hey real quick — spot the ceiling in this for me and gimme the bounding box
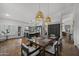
[0,3,74,24]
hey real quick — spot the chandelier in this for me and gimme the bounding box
[35,10,44,21]
[45,16,51,22]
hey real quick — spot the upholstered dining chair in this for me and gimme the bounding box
[45,41,58,56]
[21,43,40,56]
[58,37,62,52]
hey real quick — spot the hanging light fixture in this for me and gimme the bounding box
[46,16,51,22]
[35,11,44,21]
[35,4,44,21]
[45,4,51,24]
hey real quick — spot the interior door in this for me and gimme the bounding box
[18,26,21,36]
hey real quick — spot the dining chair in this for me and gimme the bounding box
[58,37,62,52]
[45,41,58,56]
[21,43,40,56]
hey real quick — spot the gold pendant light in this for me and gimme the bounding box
[45,16,51,22]
[45,16,51,25]
[35,3,44,21]
[35,10,44,21]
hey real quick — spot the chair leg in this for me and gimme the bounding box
[60,43,62,52]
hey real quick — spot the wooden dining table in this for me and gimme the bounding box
[26,38,52,56]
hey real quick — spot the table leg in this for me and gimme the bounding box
[42,47,45,56]
[43,48,45,56]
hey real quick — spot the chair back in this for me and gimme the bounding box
[21,43,29,56]
[58,38,62,52]
[21,43,40,56]
[53,41,58,55]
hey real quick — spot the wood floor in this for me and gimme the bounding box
[0,37,79,56]
[61,36,79,56]
[0,39,21,56]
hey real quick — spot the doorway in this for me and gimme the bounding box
[18,26,21,36]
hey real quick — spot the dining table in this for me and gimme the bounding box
[26,37,52,56]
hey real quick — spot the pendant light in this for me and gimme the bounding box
[45,4,51,24]
[35,3,44,21]
[46,16,51,22]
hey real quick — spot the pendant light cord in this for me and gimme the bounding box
[39,3,40,10]
[48,3,50,16]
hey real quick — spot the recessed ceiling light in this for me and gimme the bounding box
[5,13,10,16]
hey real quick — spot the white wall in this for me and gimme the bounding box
[62,13,73,34]
[73,4,79,48]
[0,17,28,37]
[0,18,29,26]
